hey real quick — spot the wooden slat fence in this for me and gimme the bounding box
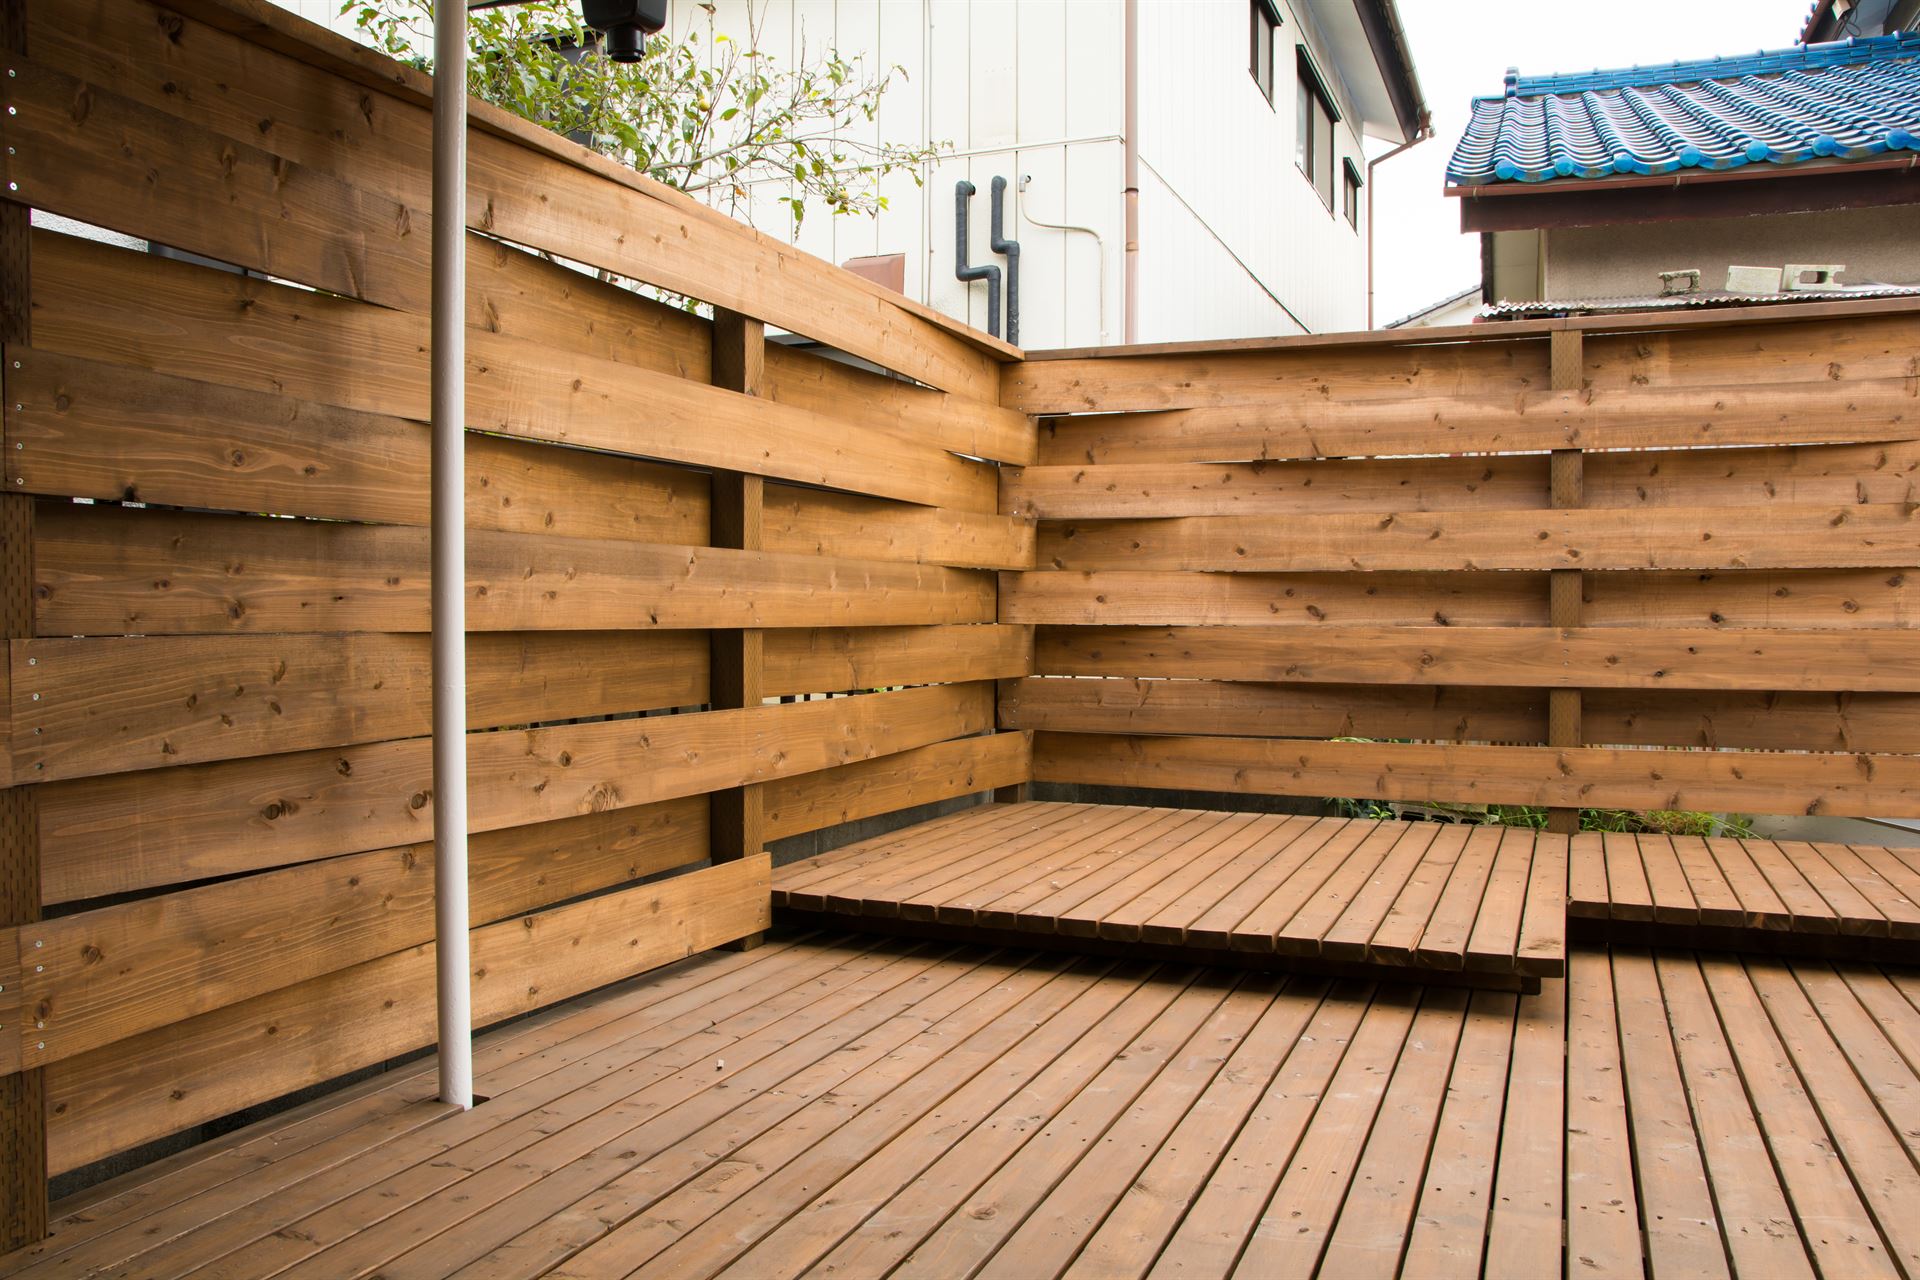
[9,0,1920,1248]
[0,0,1035,1217]
[999,310,1920,824]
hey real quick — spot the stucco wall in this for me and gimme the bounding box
[1544,203,1920,299]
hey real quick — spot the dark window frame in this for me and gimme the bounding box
[1295,47,1340,211]
[1249,0,1281,105]
[1342,157,1363,228]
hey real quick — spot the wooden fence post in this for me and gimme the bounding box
[0,0,48,1245]
[709,309,765,949]
[1546,328,1585,837]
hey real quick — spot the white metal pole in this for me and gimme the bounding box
[431,0,474,1111]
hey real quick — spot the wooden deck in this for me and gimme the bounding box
[1569,829,1920,955]
[4,931,1917,1279]
[773,802,1567,985]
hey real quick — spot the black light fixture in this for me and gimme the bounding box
[578,0,668,61]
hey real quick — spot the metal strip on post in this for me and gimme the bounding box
[1546,328,1585,838]
[432,0,474,1111]
[1,0,49,1246]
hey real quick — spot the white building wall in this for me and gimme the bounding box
[268,0,1372,346]
[1134,162,1307,340]
[1134,0,1368,339]
[674,0,1125,350]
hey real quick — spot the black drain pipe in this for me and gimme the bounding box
[954,180,1002,339]
[989,175,1021,346]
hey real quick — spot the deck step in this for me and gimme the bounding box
[1567,829,1920,959]
[772,802,1568,989]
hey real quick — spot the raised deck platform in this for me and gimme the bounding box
[6,933,1917,1279]
[773,802,1567,987]
[1569,829,1920,958]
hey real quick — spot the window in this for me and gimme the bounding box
[1342,158,1362,228]
[1295,47,1338,210]
[1249,0,1280,104]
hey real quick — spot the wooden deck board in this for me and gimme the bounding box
[774,804,1566,984]
[5,937,1916,1280]
[1567,829,1920,956]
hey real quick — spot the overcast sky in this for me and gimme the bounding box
[1368,0,1815,323]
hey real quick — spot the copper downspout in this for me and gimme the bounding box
[1123,0,1139,344]
[1366,116,1430,328]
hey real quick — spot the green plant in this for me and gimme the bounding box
[345,0,943,231]
[1578,808,1755,838]
[1317,737,1754,837]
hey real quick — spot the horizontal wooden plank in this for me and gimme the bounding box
[1009,319,1920,416]
[469,329,994,512]
[11,631,709,782]
[763,732,1033,841]
[766,485,1035,572]
[1583,311,1920,393]
[464,231,706,382]
[1031,731,1920,818]
[0,54,425,310]
[1001,443,1920,520]
[466,235,1031,462]
[762,346,1034,468]
[1031,625,1920,692]
[1038,505,1920,573]
[38,682,991,902]
[13,796,706,1067]
[1584,441,1920,509]
[762,625,1033,697]
[5,348,710,544]
[1584,689,1920,755]
[999,677,1920,754]
[29,233,996,511]
[29,0,1008,396]
[1003,456,1550,520]
[1001,569,1550,627]
[34,505,994,636]
[43,854,768,1174]
[999,677,1549,744]
[1002,333,1544,415]
[1035,380,1920,466]
[1000,568,1920,629]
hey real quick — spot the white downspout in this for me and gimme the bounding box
[432,0,474,1112]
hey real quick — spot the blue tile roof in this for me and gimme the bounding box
[1447,33,1920,186]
